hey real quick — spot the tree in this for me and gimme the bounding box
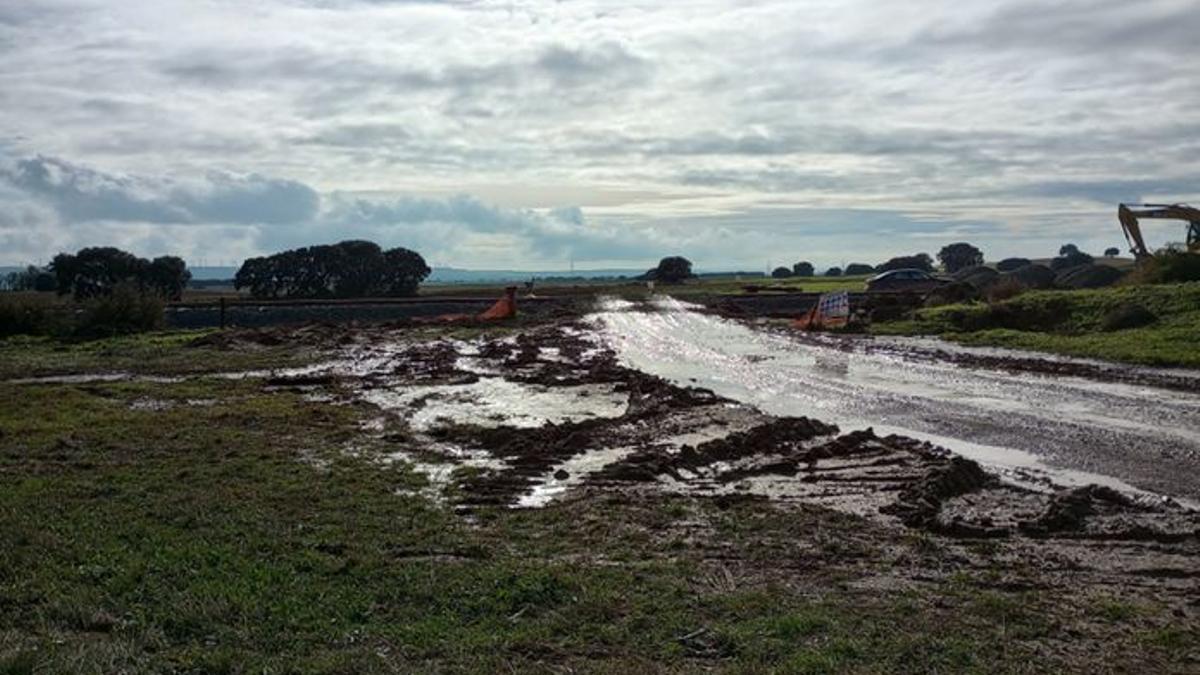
[844,263,875,276]
[825,267,843,277]
[146,256,192,300]
[1104,247,1120,257]
[997,257,1031,272]
[792,261,814,277]
[2,266,56,292]
[234,241,430,299]
[652,256,693,284]
[1059,243,1081,257]
[937,242,984,273]
[49,248,193,300]
[877,253,934,273]
[382,246,431,296]
[771,266,793,279]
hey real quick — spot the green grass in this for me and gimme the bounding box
[0,330,319,379]
[874,283,1200,367]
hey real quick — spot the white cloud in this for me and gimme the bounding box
[0,0,1197,268]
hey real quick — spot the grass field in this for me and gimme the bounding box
[873,283,1200,367]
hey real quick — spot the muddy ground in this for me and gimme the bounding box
[241,316,1200,620]
[7,299,1200,671]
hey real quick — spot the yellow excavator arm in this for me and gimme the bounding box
[1117,203,1200,258]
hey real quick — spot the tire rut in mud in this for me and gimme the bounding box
[279,320,1198,584]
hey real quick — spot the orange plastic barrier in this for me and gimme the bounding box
[479,286,518,320]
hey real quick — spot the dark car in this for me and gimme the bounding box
[865,268,950,293]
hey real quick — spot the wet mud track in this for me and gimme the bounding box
[229,310,1199,597]
[600,297,1200,504]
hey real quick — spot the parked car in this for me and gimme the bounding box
[865,268,950,293]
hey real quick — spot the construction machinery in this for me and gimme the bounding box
[1117,203,1200,258]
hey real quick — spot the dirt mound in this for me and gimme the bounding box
[1018,485,1136,536]
[881,455,994,530]
[923,281,979,307]
[1054,264,1125,289]
[952,265,998,288]
[1006,263,1057,290]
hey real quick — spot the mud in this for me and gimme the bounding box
[789,330,1200,394]
[248,316,1193,566]
[595,296,1200,504]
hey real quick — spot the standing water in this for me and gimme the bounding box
[592,297,1200,503]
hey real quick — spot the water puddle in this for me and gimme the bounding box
[361,379,628,431]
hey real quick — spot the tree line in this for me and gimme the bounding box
[4,240,431,301]
[2,248,193,300]
[233,241,430,298]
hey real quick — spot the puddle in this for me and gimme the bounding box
[361,379,628,431]
[516,445,640,508]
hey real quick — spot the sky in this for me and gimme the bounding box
[1,0,1198,271]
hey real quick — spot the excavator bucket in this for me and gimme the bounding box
[479,286,518,320]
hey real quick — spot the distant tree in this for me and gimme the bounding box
[1051,251,1094,271]
[937,242,984,274]
[3,265,56,292]
[877,253,934,273]
[824,267,843,277]
[52,248,141,299]
[844,263,875,276]
[652,256,693,284]
[996,257,1031,272]
[234,241,430,299]
[1059,243,1081,257]
[382,246,431,296]
[1104,247,1120,257]
[792,261,815,277]
[771,266,793,279]
[146,256,192,300]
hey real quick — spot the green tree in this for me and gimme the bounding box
[651,256,693,284]
[792,262,814,277]
[771,266,793,279]
[937,242,984,273]
[234,241,430,299]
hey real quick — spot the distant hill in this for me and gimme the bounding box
[426,267,647,284]
[190,266,239,280]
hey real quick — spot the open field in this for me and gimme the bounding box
[3,298,1199,673]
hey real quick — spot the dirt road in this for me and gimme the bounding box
[594,296,1200,504]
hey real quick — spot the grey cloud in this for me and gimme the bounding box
[159,41,648,96]
[2,156,320,225]
[913,0,1200,58]
[1006,177,1200,204]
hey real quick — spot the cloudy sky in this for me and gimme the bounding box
[1,0,1197,270]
